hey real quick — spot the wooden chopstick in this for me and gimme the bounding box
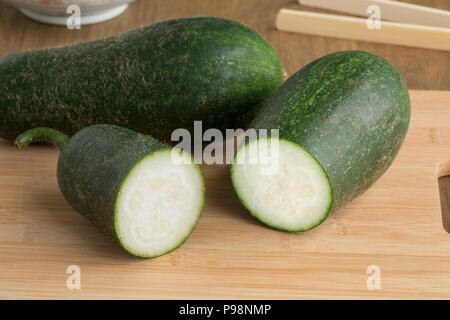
[298,0,450,28]
[276,9,450,51]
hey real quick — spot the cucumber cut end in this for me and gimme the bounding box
[231,138,332,232]
[115,149,204,258]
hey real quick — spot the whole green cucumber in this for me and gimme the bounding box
[0,17,284,142]
[15,125,205,258]
[231,51,410,232]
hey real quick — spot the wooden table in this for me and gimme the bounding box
[0,90,450,299]
[0,0,449,90]
[1,1,450,300]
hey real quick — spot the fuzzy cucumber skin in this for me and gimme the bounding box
[57,124,205,258]
[248,51,410,214]
[0,17,284,142]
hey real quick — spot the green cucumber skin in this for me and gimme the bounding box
[57,125,171,253]
[249,51,410,213]
[0,17,284,142]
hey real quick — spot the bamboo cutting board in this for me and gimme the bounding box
[0,90,449,299]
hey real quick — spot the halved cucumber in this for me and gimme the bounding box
[231,138,332,232]
[115,149,204,257]
[15,125,205,258]
[231,51,410,232]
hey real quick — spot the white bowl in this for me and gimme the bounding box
[2,0,135,25]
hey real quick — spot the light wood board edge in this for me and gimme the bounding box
[276,9,450,51]
[298,0,450,28]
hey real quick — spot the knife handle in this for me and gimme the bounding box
[437,161,450,233]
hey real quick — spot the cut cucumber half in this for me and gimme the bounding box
[231,52,410,232]
[116,149,204,258]
[231,138,333,232]
[15,125,205,258]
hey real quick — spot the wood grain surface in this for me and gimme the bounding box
[0,0,449,90]
[0,90,450,299]
[0,0,450,300]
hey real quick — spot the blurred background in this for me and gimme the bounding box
[0,0,449,90]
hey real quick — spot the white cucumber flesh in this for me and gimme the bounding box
[231,138,332,232]
[115,149,204,258]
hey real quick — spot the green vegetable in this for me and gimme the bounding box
[231,51,410,232]
[0,16,284,142]
[15,125,205,258]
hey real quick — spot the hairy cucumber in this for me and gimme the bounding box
[15,125,205,258]
[0,17,284,142]
[231,51,410,232]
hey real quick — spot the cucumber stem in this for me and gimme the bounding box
[14,128,69,151]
